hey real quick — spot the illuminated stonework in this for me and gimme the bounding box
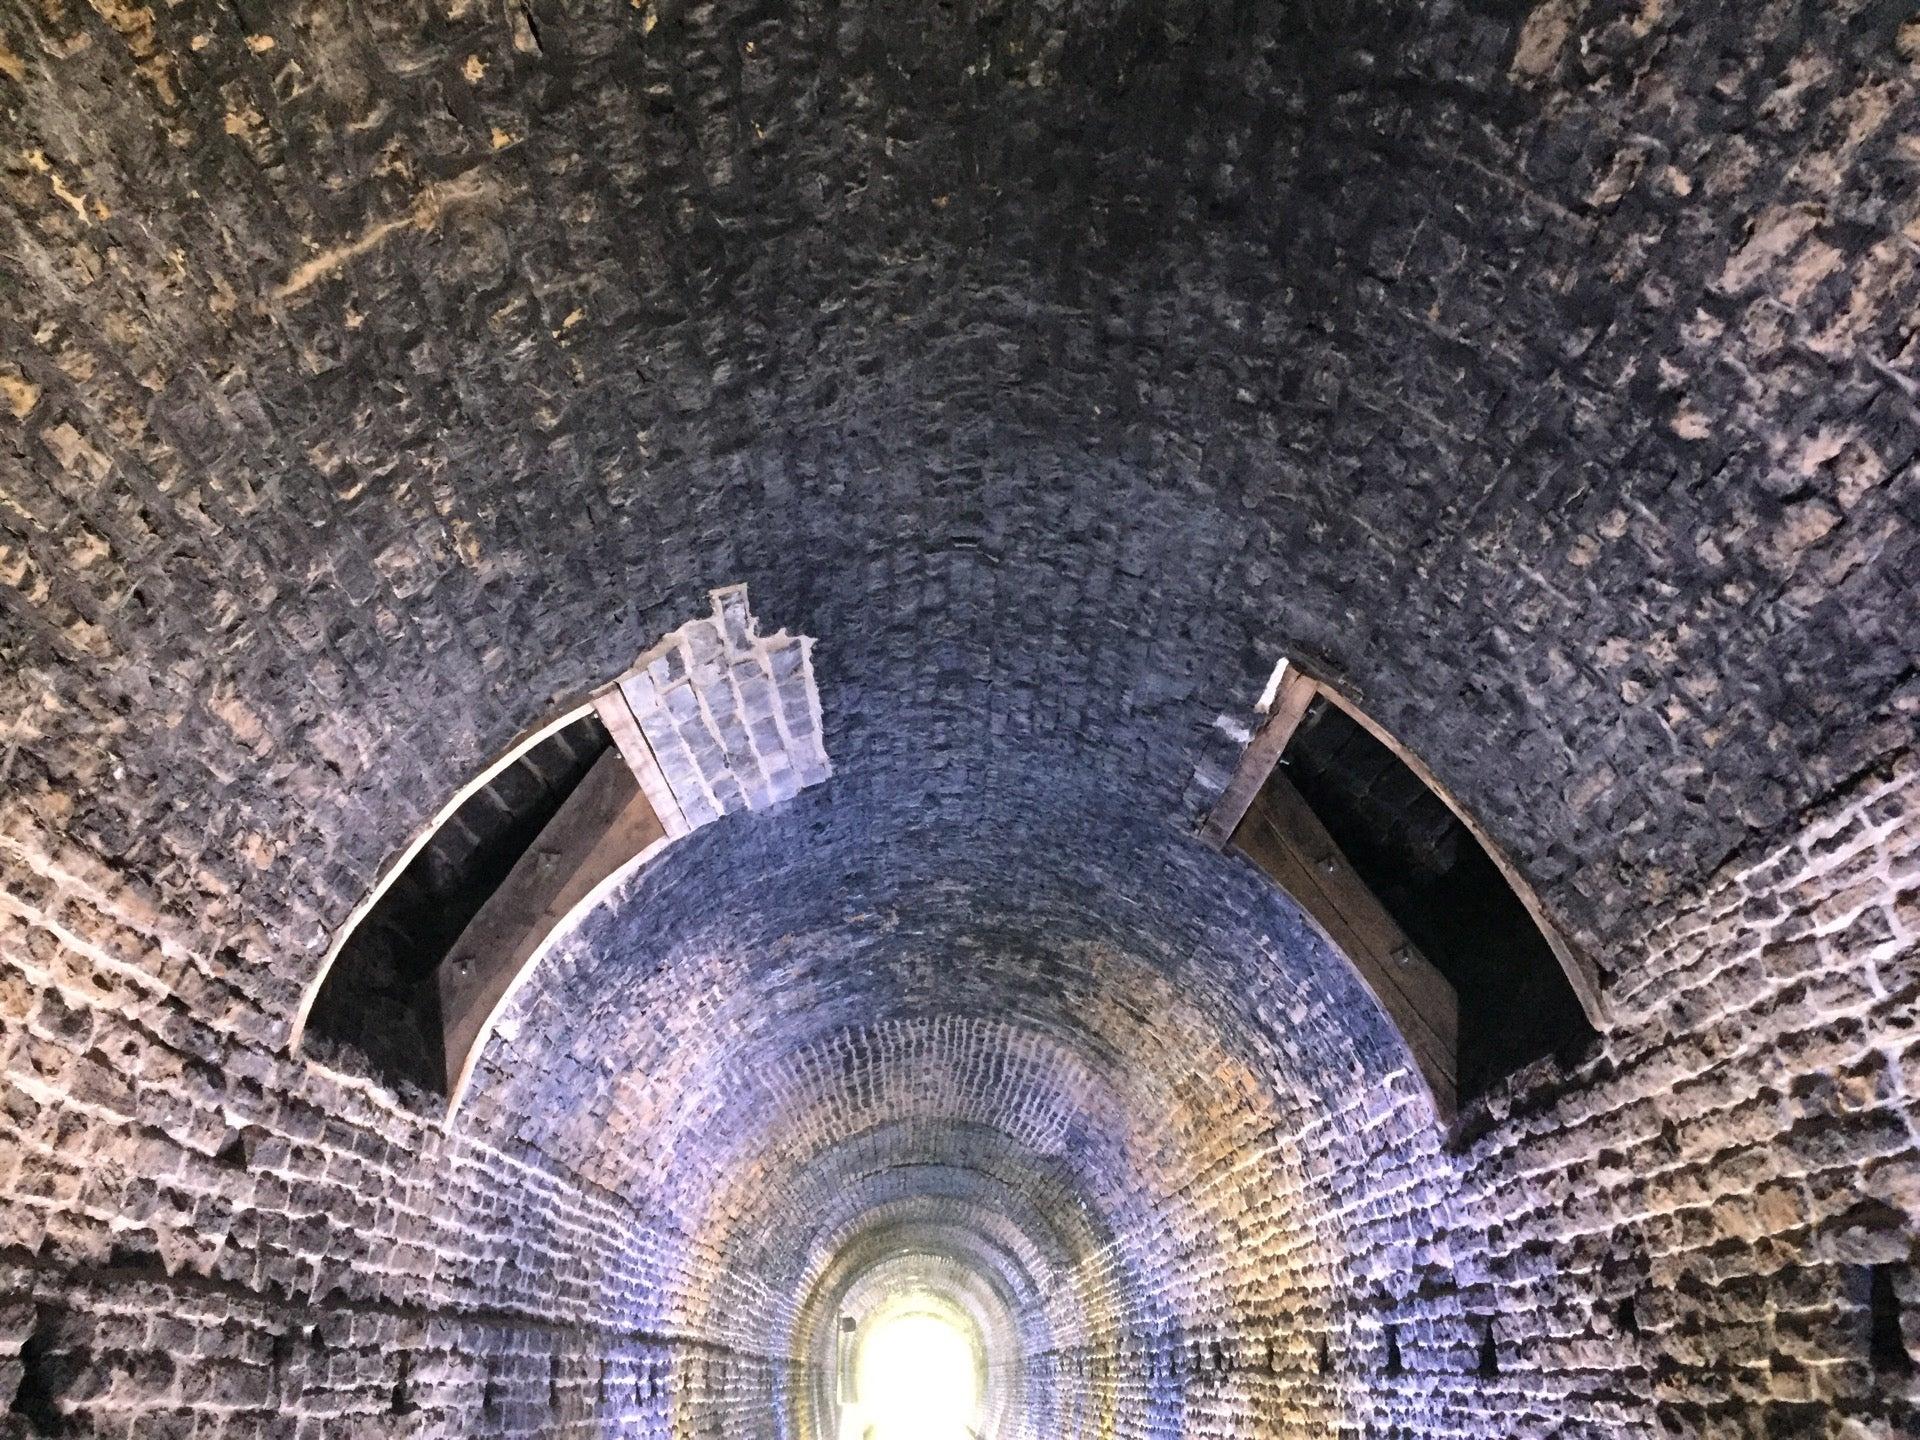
[0,0,1916,1436]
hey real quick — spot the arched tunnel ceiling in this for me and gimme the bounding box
[6,0,1912,977]
[2,0,1917,1427]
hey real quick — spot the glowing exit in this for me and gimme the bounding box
[841,1306,983,1440]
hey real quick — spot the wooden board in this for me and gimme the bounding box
[1309,686,1609,1030]
[1199,667,1320,848]
[289,703,597,1056]
[592,687,690,838]
[1234,779,1458,1120]
[438,746,668,1100]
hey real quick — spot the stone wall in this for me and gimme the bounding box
[0,810,787,1437]
[1038,744,1920,1439]
[614,585,830,829]
[0,0,1915,1436]
[5,737,1911,1436]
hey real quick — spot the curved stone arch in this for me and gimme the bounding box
[1204,659,1610,1121]
[291,586,829,1112]
[463,809,1403,1205]
[285,695,597,1058]
[2,2,1914,1438]
[767,1182,1084,1319]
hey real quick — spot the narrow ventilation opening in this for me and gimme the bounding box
[481,1363,502,1422]
[12,1311,69,1436]
[1476,1321,1499,1379]
[1614,1296,1640,1337]
[1279,696,1597,1104]
[1869,1265,1912,1375]
[391,1353,418,1416]
[268,1330,296,1401]
[303,712,613,1094]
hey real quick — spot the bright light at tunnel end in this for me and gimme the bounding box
[844,1307,983,1440]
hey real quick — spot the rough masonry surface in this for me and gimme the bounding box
[0,0,1915,1436]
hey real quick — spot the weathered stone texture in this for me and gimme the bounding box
[0,812,788,1434]
[617,585,830,828]
[0,0,1916,1434]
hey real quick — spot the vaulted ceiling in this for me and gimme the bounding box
[1,0,1915,1433]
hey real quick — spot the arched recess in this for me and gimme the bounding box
[797,1234,1031,1440]
[290,586,832,1114]
[1202,659,1606,1123]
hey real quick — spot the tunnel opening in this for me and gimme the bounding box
[793,1227,1032,1440]
[2,1,1914,1437]
[847,1304,983,1440]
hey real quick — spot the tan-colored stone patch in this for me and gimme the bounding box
[42,422,111,480]
[1670,407,1711,440]
[1716,204,1823,295]
[1763,497,1842,570]
[1510,0,1575,81]
[273,169,502,301]
[1808,236,1913,360]
[208,688,271,752]
[1778,238,1842,305]
[1586,148,1645,211]
[24,150,90,222]
[1790,431,1849,478]
[65,618,110,656]
[86,0,177,105]
[0,368,40,419]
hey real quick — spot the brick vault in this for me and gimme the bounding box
[0,0,1916,1437]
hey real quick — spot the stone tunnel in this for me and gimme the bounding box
[0,0,1917,1436]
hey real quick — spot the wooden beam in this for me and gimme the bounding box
[1234,779,1458,1121]
[593,686,690,838]
[1200,666,1320,849]
[289,703,596,1056]
[1309,685,1609,1031]
[438,747,668,1105]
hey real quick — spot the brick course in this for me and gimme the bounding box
[0,0,1916,1435]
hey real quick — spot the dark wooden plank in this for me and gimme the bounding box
[1252,779,1458,1041]
[1200,667,1320,849]
[1234,782,1458,1119]
[439,747,668,1102]
[1243,814,1456,1085]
